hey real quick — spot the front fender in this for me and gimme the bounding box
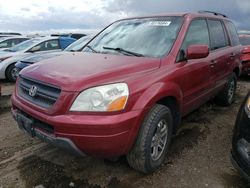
[132,81,183,112]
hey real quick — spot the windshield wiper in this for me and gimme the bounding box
[86,45,98,53]
[103,46,144,57]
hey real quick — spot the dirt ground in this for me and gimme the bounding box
[0,78,250,188]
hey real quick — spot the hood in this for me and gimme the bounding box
[20,51,67,64]
[0,51,19,58]
[21,52,160,91]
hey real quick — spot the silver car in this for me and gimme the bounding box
[0,36,29,50]
[0,37,64,82]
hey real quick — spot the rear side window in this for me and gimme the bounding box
[34,39,60,51]
[208,20,229,50]
[225,21,240,46]
[178,19,209,61]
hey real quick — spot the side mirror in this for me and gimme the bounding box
[242,47,250,54]
[29,46,41,53]
[186,45,209,60]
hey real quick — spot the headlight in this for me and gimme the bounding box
[245,95,250,117]
[70,83,129,112]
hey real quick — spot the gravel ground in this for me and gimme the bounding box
[0,78,250,188]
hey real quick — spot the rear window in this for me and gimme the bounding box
[208,20,229,50]
[225,21,240,46]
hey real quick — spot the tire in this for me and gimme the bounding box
[214,73,237,106]
[5,64,17,82]
[127,104,173,174]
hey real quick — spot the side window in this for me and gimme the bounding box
[208,20,229,50]
[12,39,21,45]
[33,39,60,51]
[225,21,240,46]
[178,19,210,61]
[0,40,9,48]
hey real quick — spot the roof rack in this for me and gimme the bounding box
[198,11,227,18]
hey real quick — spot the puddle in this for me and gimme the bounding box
[18,155,137,188]
[18,155,101,188]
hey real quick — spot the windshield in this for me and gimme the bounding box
[8,38,41,52]
[65,35,92,51]
[239,36,250,46]
[82,16,183,58]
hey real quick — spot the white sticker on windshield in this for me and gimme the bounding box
[148,21,171,26]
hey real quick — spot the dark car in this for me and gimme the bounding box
[231,92,250,181]
[51,33,87,40]
[14,35,93,77]
[12,11,241,173]
[239,34,250,75]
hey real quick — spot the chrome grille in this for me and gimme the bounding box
[18,76,61,108]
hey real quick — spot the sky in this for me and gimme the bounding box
[0,0,250,34]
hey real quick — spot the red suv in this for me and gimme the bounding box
[239,34,250,75]
[11,11,241,173]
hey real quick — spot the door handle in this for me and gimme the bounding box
[210,60,217,68]
[229,53,236,58]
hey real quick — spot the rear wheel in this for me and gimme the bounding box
[127,104,173,173]
[214,73,237,106]
[6,64,17,82]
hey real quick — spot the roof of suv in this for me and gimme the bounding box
[116,11,230,22]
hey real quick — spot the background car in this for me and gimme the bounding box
[14,35,93,80]
[231,91,250,181]
[51,33,87,40]
[239,34,250,75]
[0,32,22,38]
[0,36,29,50]
[0,36,76,82]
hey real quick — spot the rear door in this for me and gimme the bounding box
[176,19,213,113]
[224,20,241,75]
[207,19,231,87]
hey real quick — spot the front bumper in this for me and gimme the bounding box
[11,93,144,158]
[12,109,86,156]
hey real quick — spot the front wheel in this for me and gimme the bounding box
[127,104,173,174]
[6,64,18,82]
[214,73,237,106]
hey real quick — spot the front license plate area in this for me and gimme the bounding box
[16,113,35,137]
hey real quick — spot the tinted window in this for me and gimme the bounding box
[65,35,92,52]
[208,20,228,50]
[0,40,9,48]
[34,39,60,51]
[178,19,209,61]
[83,16,183,58]
[225,21,240,46]
[10,38,41,52]
[181,19,210,51]
[0,38,26,48]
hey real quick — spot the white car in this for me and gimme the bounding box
[0,37,65,82]
[0,36,29,51]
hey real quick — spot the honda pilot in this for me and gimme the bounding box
[11,11,241,173]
